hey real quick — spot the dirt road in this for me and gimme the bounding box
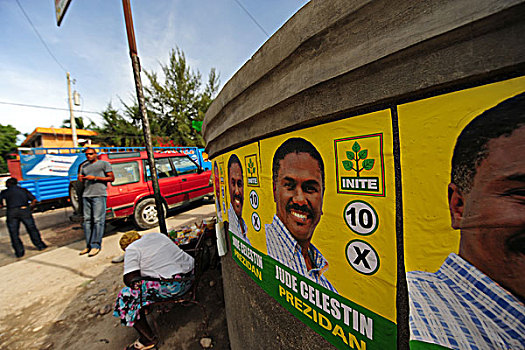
[0,203,230,350]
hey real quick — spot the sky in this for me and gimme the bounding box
[0,0,309,143]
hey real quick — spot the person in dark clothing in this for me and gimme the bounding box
[0,178,47,258]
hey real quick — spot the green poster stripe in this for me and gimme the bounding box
[231,234,265,285]
[229,232,397,349]
[410,340,451,349]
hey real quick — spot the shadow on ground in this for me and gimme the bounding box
[49,268,228,349]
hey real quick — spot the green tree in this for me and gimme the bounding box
[95,48,219,147]
[92,103,145,147]
[61,116,96,130]
[0,124,20,173]
[144,48,219,147]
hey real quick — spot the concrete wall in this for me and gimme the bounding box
[221,242,333,349]
[203,0,525,348]
[204,0,525,157]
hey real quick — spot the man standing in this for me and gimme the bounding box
[408,92,525,349]
[266,138,336,292]
[78,148,114,257]
[227,154,250,244]
[0,178,47,258]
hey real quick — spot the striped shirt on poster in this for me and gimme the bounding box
[265,215,337,293]
[407,253,525,349]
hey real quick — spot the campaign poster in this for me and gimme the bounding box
[398,76,525,349]
[212,155,226,223]
[221,110,398,349]
[213,75,525,349]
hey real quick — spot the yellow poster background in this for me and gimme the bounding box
[212,155,226,223]
[399,76,525,272]
[222,109,397,322]
[211,75,525,344]
[223,143,267,250]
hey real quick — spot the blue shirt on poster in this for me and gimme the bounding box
[408,253,525,349]
[228,205,250,244]
[265,215,337,293]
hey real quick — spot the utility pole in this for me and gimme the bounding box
[122,0,167,234]
[67,72,78,147]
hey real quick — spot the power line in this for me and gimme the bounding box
[0,101,99,115]
[15,0,68,73]
[232,0,269,38]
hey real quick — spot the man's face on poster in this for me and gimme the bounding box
[213,163,220,200]
[450,125,525,298]
[273,152,324,246]
[228,163,244,219]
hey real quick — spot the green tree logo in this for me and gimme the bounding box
[247,158,256,177]
[342,141,375,177]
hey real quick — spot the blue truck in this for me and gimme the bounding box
[11,146,211,210]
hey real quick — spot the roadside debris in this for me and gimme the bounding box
[200,337,213,348]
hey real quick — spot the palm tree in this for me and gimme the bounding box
[61,116,96,130]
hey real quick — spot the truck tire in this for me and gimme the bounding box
[133,198,167,230]
[69,181,84,215]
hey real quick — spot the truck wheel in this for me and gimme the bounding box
[133,198,167,230]
[69,181,84,215]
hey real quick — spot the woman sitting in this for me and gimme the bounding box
[113,231,194,350]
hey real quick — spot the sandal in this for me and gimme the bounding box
[125,339,157,350]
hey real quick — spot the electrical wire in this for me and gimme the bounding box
[0,101,99,114]
[232,0,269,38]
[15,0,68,73]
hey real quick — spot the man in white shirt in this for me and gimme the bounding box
[113,231,194,349]
[123,232,194,280]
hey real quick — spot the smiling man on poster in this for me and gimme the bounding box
[227,154,250,244]
[408,92,525,349]
[265,137,336,293]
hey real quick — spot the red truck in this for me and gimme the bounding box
[69,150,213,229]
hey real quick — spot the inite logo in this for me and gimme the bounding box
[334,133,385,196]
[245,154,259,187]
